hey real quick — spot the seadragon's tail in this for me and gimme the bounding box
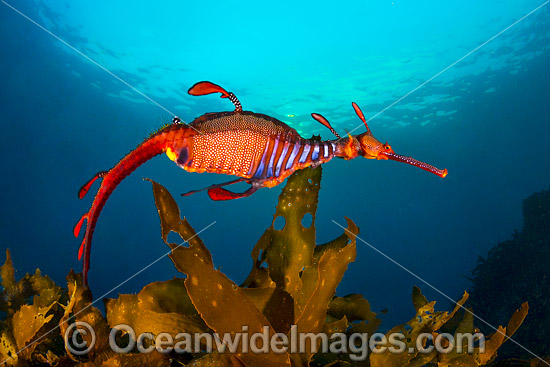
[73,123,188,285]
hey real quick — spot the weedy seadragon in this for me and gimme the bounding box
[74,81,447,284]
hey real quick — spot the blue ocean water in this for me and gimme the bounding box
[0,0,548,330]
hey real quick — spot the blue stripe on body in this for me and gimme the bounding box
[266,138,279,178]
[275,141,290,177]
[299,144,311,163]
[286,143,301,170]
[311,143,319,161]
[253,144,270,178]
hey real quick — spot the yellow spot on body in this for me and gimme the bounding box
[212,300,217,307]
[191,276,198,285]
[166,147,178,161]
[217,284,223,290]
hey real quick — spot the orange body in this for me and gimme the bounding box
[170,111,339,188]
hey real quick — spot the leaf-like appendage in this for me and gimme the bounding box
[0,250,28,313]
[478,302,529,364]
[505,302,529,340]
[370,290,468,367]
[0,331,18,366]
[149,179,291,367]
[370,287,530,367]
[11,303,55,358]
[412,286,428,312]
[241,287,294,334]
[0,250,16,296]
[242,166,364,366]
[60,271,110,362]
[438,307,478,366]
[292,217,358,365]
[328,294,380,325]
[241,230,272,289]
[138,277,201,317]
[0,251,63,361]
[323,315,348,336]
[266,166,322,299]
[313,233,349,264]
[105,278,210,340]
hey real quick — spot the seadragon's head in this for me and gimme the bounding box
[312,102,448,178]
[352,102,448,178]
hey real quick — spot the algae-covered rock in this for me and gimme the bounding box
[470,188,550,359]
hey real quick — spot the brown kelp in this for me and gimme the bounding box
[0,167,532,366]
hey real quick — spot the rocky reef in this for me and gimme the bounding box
[0,167,532,366]
[470,188,550,361]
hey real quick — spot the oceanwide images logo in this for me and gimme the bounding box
[65,322,485,360]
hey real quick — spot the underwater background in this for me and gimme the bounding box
[0,0,549,347]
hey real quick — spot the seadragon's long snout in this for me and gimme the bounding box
[379,150,448,178]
